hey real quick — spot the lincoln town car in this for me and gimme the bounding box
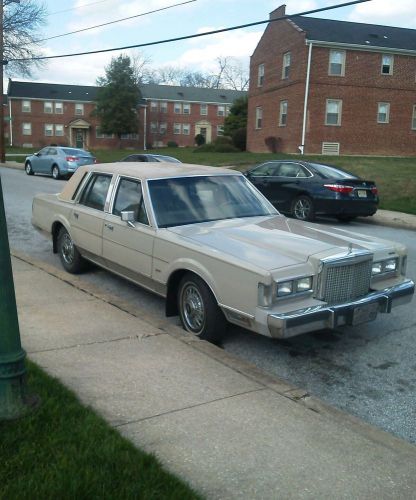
[31,163,414,343]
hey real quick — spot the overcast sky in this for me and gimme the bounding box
[8,0,416,86]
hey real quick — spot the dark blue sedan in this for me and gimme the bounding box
[245,160,379,221]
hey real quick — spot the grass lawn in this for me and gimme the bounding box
[7,146,416,215]
[0,361,202,500]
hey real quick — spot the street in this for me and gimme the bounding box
[2,165,415,444]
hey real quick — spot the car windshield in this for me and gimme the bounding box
[310,163,357,179]
[62,148,92,157]
[148,175,276,228]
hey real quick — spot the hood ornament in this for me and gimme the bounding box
[348,243,353,254]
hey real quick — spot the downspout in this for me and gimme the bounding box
[143,103,147,151]
[300,41,313,155]
[8,98,12,146]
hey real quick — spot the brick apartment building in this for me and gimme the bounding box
[6,80,245,150]
[247,5,416,156]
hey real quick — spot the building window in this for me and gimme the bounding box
[121,133,139,139]
[325,99,342,126]
[44,101,53,113]
[381,54,393,75]
[217,125,224,136]
[22,123,32,135]
[200,104,208,115]
[279,100,288,126]
[44,124,54,136]
[412,105,416,130]
[183,103,191,115]
[258,63,265,86]
[329,50,345,76]
[174,102,182,114]
[22,100,31,112]
[377,102,390,123]
[55,124,64,136]
[55,102,63,114]
[182,123,190,135]
[160,101,168,113]
[96,127,114,139]
[217,105,225,117]
[150,122,158,133]
[173,123,181,134]
[75,103,84,115]
[255,107,263,129]
[159,122,167,134]
[150,101,158,112]
[282,52,291,79]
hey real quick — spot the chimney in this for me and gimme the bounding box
[270,4,286,20]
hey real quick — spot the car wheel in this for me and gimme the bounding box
[291,195,315,221]
[52,165,61,180]
[178,273,226,343]
[25,162,34,175]
[57,227,86,274]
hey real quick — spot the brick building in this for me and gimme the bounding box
[7,80,245,150]
[247,5,416,156]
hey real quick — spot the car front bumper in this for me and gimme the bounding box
[267,279,414,338]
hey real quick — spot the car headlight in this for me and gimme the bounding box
[372,258,398,276]
[277,276,313,298]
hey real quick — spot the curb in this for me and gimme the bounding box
[11,247,416,455]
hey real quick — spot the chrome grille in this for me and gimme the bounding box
[319,257,372,304]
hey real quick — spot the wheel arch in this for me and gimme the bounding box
[52,219,72,253]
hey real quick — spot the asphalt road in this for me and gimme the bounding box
[2,166,415,444]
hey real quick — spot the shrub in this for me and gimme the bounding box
[264,136,282,153]
[194,134,206,146]
[193,143,215,152]
[214,135,233,146]
[213,143,239,153]
[167,140,178,148]
[232,128,247,151]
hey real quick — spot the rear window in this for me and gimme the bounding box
[63,148,92,157]
[310,163,357,179]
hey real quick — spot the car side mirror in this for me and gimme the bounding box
[121,210,135,228]
[35,152,40,157]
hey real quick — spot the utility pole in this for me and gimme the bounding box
[0,0,32,419]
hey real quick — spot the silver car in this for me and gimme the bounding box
[25,146,96,179]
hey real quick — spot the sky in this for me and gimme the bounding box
[6,0,416,87]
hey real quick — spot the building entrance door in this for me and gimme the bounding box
[75,129,85,148]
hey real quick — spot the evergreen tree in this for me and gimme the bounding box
[223,96,248,137]
[94,55,140,146]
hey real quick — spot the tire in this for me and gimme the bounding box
[291,195,315,221]
[57,227,86,274]
[52,165,61,180]
[25,162,34,175]
[178,273,226,343]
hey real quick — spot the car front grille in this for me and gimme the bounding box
[317,256,372,304]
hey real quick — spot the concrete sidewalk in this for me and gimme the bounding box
[12,250,416,499]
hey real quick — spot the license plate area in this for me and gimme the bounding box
[357,189,367,198]
[351,302,379,325]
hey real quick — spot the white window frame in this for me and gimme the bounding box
[150,121,158,133]
[381,54,394,75]
[160,101,168,113]
[174,102,182,114]
[255,106,263,129]
[217,125,224,136]
[182,123,190,135]
[44,101,53,114]
[258,63,265,86]
[22,123,32,135]
[279,100,288,126]
[183,103,191,115]
[55,124,64,136]
[55,102,63,114]
[325,99,342,126]
[328,50,346,76]
[75,103,84,116]
[22,100,31,112]
[44,124,54,136]
[159,122,167,134]
[217,105,225,117]
[96,127,114,139]
[150,101,158,112]
[173,123,181,134]
[200,104,208,116]
[282,52,291,79]
[377,102,390,123]
[412,105,416,130]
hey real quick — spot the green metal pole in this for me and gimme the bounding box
[0,173,29,419]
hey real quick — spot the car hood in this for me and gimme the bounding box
[167,215,395,271]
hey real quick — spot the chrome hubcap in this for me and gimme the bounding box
[53,167,58,178]
[61,233,74,264]
[182,284,205,333]
[294,199,311,220]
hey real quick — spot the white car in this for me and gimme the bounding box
[31,162,414,343]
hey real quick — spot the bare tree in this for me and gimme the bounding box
[217,57,250,91]
[130,50,160,84]
[3,0,47,77]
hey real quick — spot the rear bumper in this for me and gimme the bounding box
[268,280,414,338]
[314,198,378,216]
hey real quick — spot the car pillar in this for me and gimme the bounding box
[0,175,36,419]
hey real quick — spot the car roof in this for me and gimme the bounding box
[59,162,238,201]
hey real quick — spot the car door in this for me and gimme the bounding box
[102,176,154,284]
[246,162,281,204]
[30,147,51,173]
[69,173,113,265]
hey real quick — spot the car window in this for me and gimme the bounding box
[48,148,58,156]
[63,148,92,157]
[309,163,357,179]
[38,147,50,155]
[250,162,280,176]
[79,174,112,211]
[113,178,149,225]
[277,162,309,178]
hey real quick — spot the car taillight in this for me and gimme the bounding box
[323,184,354,194]
[66,156,78,162]
[371,186,378,195]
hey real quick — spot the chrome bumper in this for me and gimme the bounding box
[268,280,414,339]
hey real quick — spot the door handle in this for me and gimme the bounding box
[74,212,79,219]
[105,223,114,231]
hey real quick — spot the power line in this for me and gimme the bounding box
[6,0,372,63]
[48,0,112,17]
[35,0,197,44]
